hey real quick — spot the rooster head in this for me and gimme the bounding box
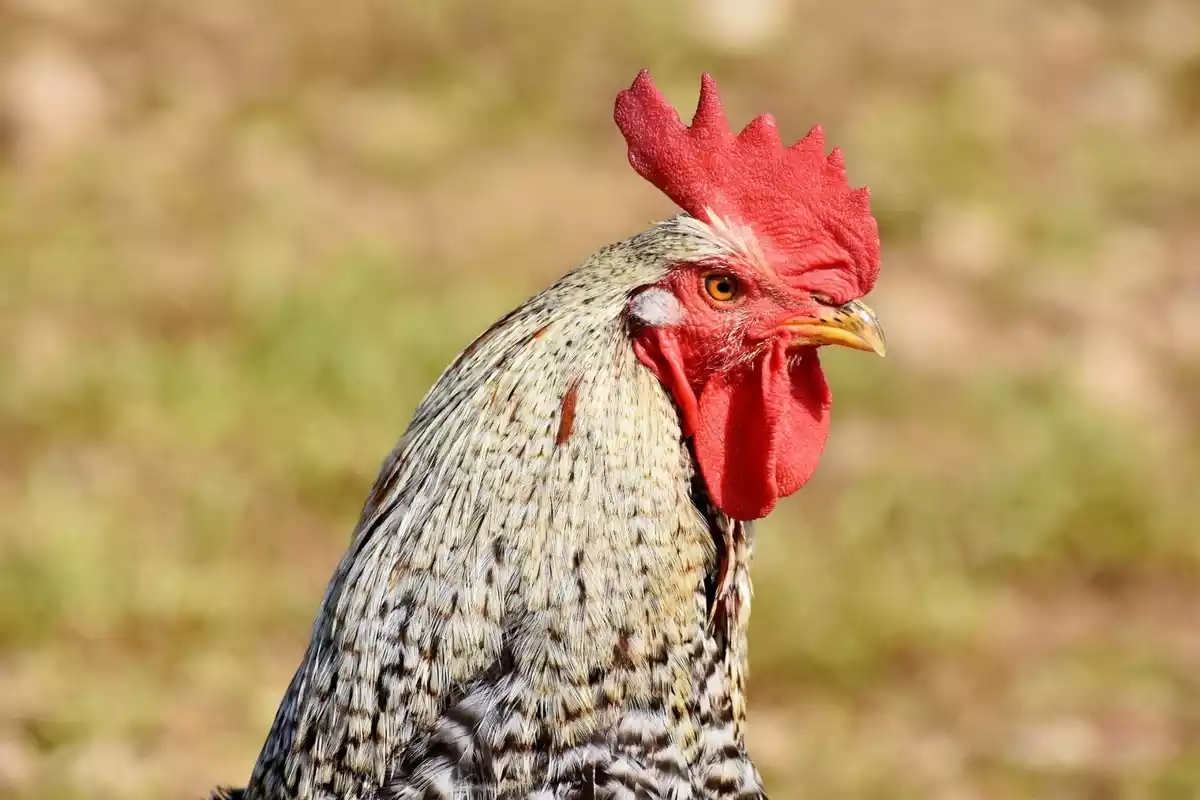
[617,70,885,521]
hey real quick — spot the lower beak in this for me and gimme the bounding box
[782,298,887,357]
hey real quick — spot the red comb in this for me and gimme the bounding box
[614,70,879,294]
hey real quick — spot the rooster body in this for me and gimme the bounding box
[223,71,885,800]
[244,225,762,799]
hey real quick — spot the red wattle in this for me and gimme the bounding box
[634,330,832,521]
[692,342,831,520]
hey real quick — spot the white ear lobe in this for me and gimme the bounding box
[630,287,684,327]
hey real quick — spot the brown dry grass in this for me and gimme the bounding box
[1,0,1198,797]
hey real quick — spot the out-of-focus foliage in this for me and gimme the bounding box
[1,0,1197,797]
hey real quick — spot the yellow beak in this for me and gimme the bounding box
[782,298,887,357]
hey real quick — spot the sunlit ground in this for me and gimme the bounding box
[1,1,1198,797]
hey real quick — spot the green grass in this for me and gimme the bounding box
[1,0,1199,797]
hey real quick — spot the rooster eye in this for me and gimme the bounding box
[704,274,740,303]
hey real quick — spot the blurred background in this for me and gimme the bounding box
[1,0,1198,797]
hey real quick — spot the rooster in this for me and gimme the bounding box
[218,70,885,800]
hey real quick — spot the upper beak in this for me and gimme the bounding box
[782,298,887,357]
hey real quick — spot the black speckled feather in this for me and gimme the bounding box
[220,220,766,800]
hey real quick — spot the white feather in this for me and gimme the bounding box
[629,287,684,327]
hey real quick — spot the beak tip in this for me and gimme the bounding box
[783,298,887,357]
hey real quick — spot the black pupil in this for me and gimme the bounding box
[715,279,731,295]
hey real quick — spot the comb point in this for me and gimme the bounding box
[739,113,780,146]
[793,124,826,154]
[693,72,728,132]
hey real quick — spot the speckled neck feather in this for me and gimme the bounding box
[242,220,766,799]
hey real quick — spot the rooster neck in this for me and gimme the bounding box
[363,256,715,624]
[342,225,741,648]
[244,224,756,800]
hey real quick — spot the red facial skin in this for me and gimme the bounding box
[632,256,855,522]
[614,70,881,521]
